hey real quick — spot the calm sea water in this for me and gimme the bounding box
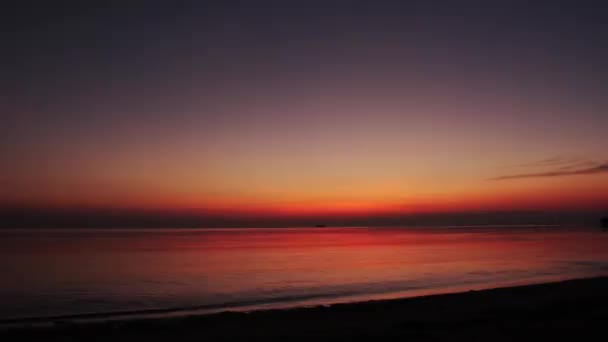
[1,226,607,321]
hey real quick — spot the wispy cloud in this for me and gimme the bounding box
[492,161,608,181]
[556,160,600,171]
[514,156,586,168]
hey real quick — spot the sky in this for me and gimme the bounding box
[1,1,607,227]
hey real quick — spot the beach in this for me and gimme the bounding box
[3,276,608,341]
[4,1,608,340]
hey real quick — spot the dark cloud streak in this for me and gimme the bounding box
[492,162,608,181]
[515,156,586,168]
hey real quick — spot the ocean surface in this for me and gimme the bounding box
[1,226,608,322]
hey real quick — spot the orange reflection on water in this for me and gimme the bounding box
[1,227,608,320]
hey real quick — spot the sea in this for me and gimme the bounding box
[1,225,607,323]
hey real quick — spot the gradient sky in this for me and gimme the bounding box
[2,1,607,227]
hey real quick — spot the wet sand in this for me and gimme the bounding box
[3,276,608,341]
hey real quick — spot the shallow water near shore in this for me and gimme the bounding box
[1,226,607,322]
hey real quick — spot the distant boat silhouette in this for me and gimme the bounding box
[601,217,608,231]
[315,224,327,228]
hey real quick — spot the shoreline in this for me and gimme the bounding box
[0,274,590,328]
[3,276,608,340]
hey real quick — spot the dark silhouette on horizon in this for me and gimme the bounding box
[602,217,608,231]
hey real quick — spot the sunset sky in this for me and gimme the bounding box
[2,1,607,227]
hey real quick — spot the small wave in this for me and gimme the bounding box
[0,285,426,326]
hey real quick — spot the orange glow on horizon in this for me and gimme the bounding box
[3,175,606,220]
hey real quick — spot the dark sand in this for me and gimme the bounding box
[3,277,608,341]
